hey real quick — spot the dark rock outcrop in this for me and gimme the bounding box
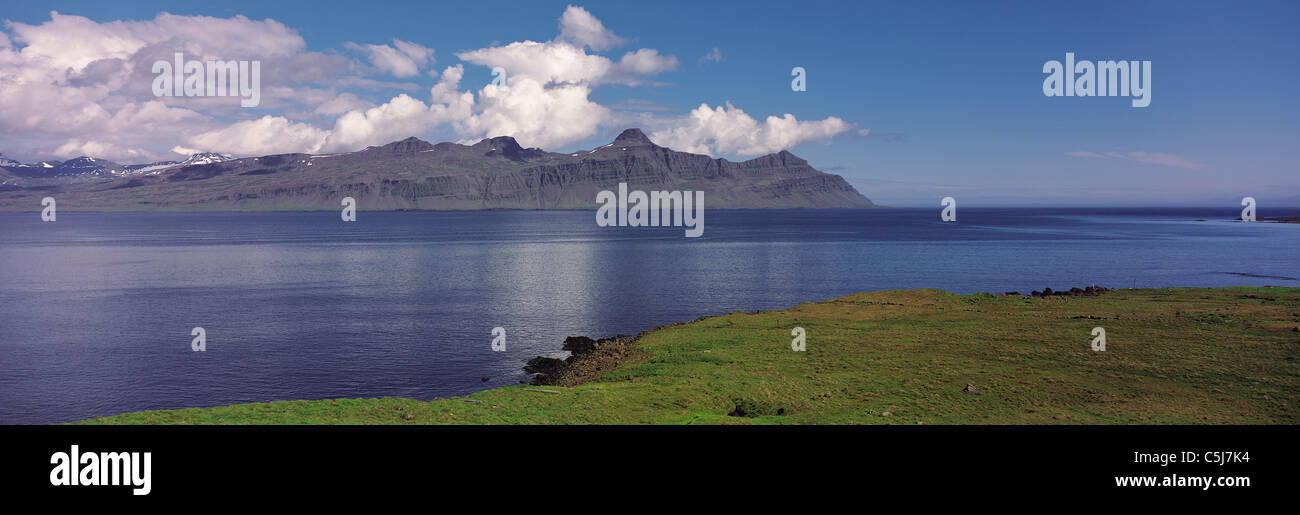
[1030,285,1112,297]
[525,335,635,386]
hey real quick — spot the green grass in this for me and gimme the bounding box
[78,287,1300,425]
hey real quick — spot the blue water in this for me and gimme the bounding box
[0,208,1296,424]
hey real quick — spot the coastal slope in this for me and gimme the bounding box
[0,129,873,211]
[80,287,1299,425]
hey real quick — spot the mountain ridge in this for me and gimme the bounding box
[0,152,234,181]
[0,129,874,211]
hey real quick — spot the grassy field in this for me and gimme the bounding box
[79,287,1299,425]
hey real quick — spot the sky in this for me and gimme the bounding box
[1,0,1296,206]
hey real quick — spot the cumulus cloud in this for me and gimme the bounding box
[698,47,724,66]
[457,40,612,86]
[311,92,375,116]
[1067,150,1205,170]
[321,65,473,151]
[183,115,329,155]
[650,102,856,156]
[54,139,156,163]
[451,21,675,147]
[460,79,608,149]
[556,5,625,51]
[615,48,677,78]
[0,6,854,162]
[346,38,435,78]
[0,11,310,160]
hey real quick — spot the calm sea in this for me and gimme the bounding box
[1,208,1296,424]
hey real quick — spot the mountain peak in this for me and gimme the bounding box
[477,135,546,162]
[477,135,522,151]
[613,128,653,145]
[374,137,434,154]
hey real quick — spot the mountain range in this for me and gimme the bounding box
[0,129,873,211]
[0,152,235,181]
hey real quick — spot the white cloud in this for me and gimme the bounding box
[346,38,435,78]
[322,65,473,151]
[615,48,677,77]
[184,115,329,155]
[699,47,724,65]
[1067,150,1205,170]
[0,11,307,160]
[461,78,608,149]
[451,28,674,147]
[105,100,207,132]
[393,39,434,66]
[557,5,625,51]
[324,94,431,150]
[5,11,302,75]
[312,92,376,116]
[53,139,155,162]
[0,7,852,162]
[458,40,612,85]
[179,64,474,155]
[651,102,856,156]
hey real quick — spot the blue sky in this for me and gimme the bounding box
[2,0,1297,206]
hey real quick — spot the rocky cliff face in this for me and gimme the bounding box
[0,129,874,211]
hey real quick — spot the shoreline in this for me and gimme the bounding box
[70,285,1300,425]
[524,285,1116,388]
[5,206,1300,214]
[0,206,892,214]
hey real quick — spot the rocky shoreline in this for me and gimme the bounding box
[1003,285,1113,297]
[523,335,638,386]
